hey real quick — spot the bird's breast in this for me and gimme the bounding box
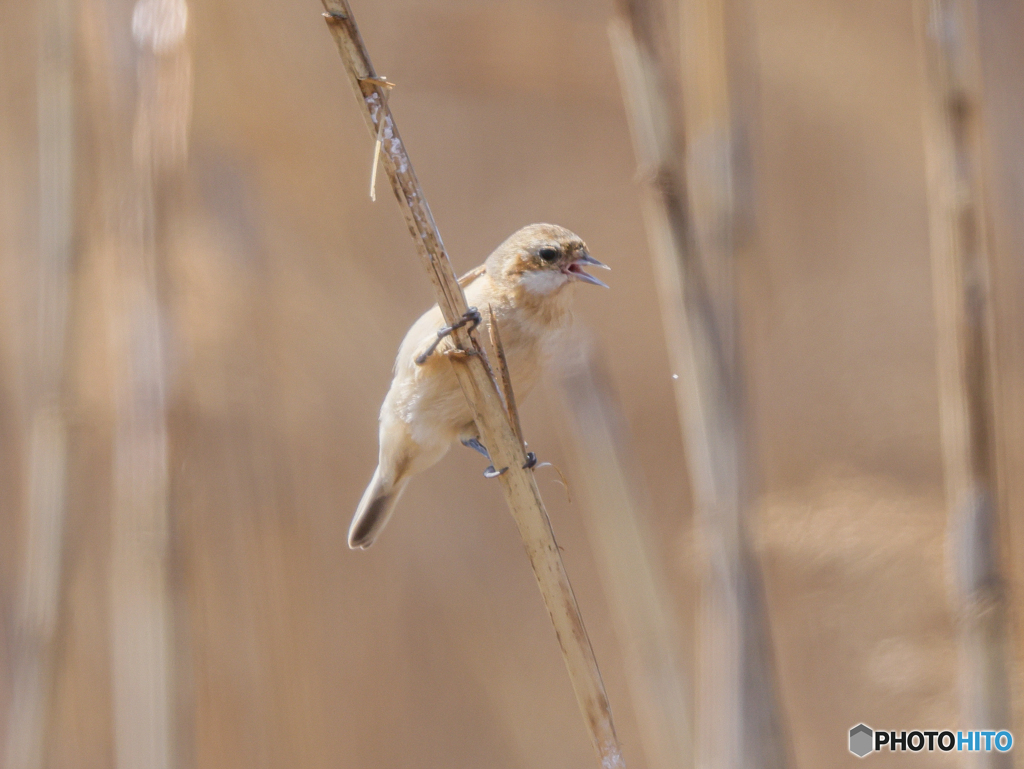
[487,302,571,400]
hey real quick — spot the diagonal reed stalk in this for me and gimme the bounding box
[555,341,694,769]
[320,3,625,766]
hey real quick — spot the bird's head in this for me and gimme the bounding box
[485,223,609,297]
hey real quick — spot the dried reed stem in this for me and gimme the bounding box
[321,3,624,766]
[4,0,75,765]
[79,0,194,766]
[556,343,694,769]
[486,307,526,449]
[916,1,1013,763]
[610,3,789,767]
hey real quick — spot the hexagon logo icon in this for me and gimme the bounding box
[849,724,873,758]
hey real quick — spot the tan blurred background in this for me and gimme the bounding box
[2,0,1023,767]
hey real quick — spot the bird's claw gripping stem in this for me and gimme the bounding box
[462,436,509,479]
[483,449,535,478]
[415,307,482,365]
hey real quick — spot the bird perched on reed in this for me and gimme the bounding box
[349,223,609,549]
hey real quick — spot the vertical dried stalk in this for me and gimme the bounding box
[610,4,788,768]
[4,0,75,766]
[969,0,1024,738]
[556,343,694,769]
[320,3,624,767]
[80,0,192,766]
[916,1,1012,764]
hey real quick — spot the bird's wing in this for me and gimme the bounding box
[457,264,487,288]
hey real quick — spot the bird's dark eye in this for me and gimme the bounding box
[538,247,560,263]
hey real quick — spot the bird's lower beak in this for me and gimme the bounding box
[564,253,611,288]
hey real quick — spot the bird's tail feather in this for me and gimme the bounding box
[349,466,405,549]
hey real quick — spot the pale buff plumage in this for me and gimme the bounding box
[349,223,609,549]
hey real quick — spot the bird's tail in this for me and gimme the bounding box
[348,466,406,549]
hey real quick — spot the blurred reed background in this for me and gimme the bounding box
[2,0,1024,768]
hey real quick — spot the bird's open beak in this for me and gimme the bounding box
[564,252,610,288]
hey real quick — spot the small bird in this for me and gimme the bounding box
[349,223,609,549]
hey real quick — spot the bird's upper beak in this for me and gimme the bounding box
[564,252,610,288]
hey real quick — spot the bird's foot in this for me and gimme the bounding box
[461,436,509,479]
[522,451,537,470]
[461,436,490,459]
[442,348,479,361]
[415,307,482,365]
